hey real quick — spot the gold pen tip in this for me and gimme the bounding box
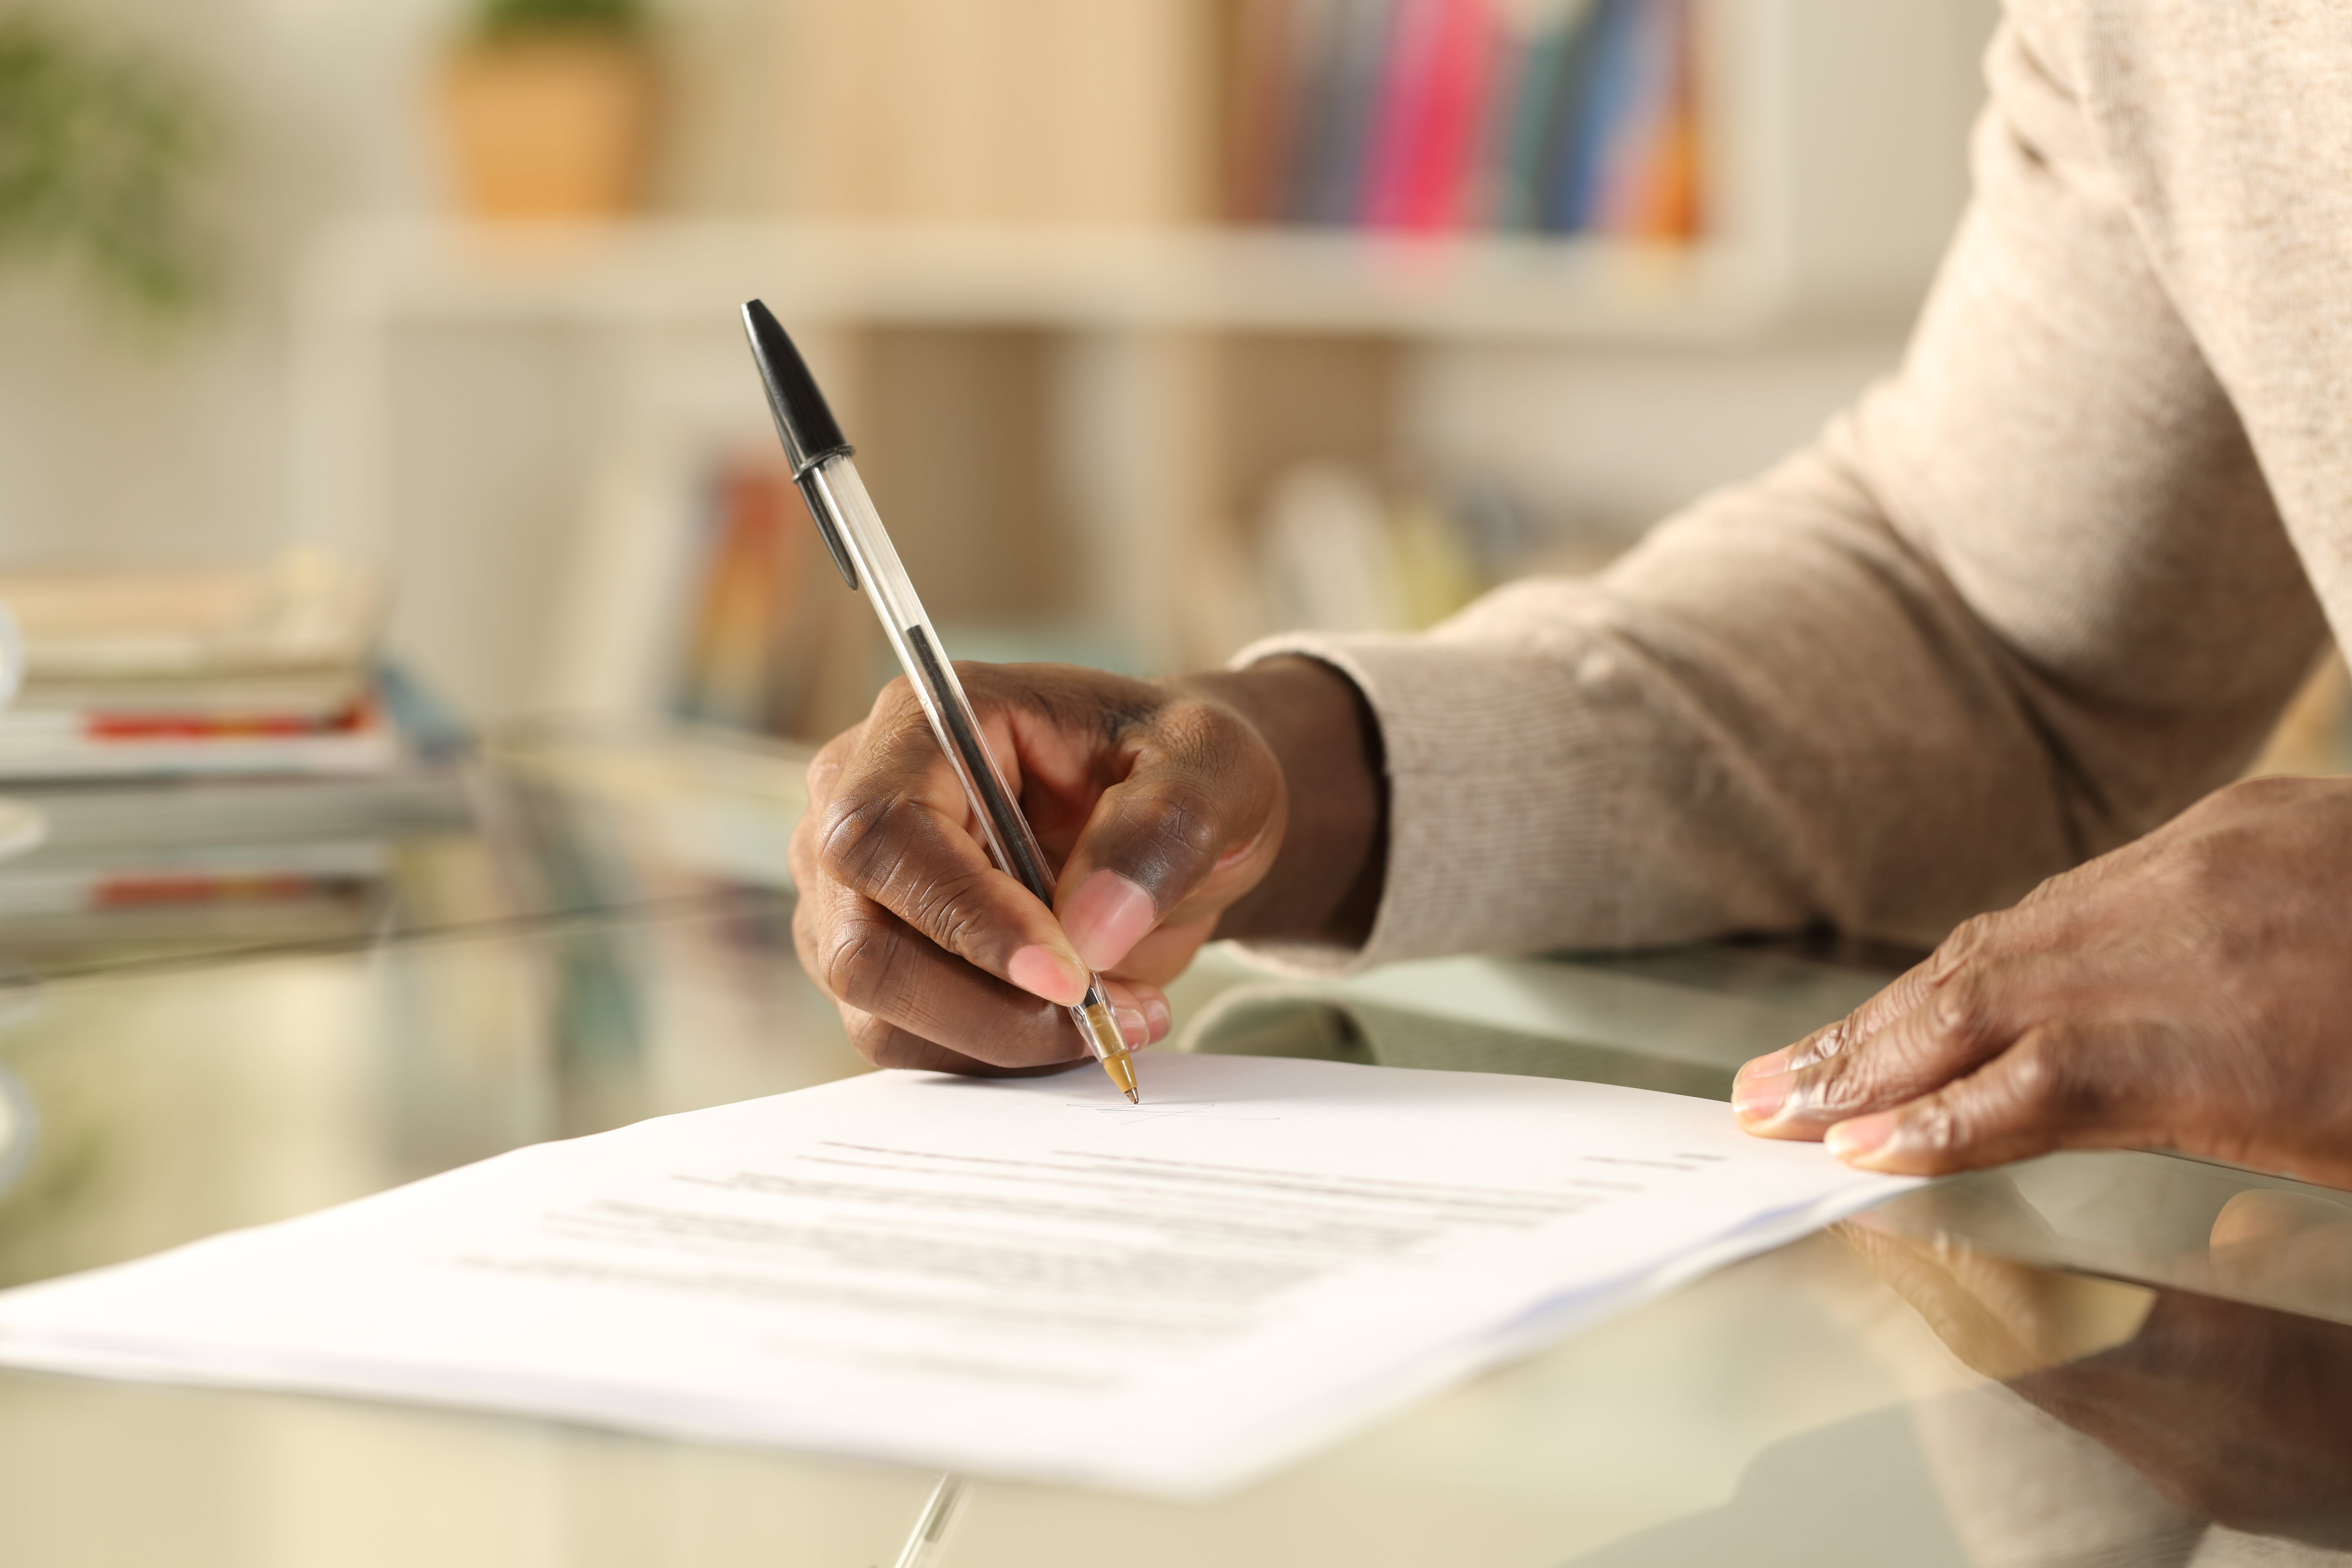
[1099,1046,1140,1104]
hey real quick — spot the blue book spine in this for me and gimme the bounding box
[1541,0,1642,234]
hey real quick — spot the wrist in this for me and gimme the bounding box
[1172,656,1387,947]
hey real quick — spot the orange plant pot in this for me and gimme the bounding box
[439,32,657,219]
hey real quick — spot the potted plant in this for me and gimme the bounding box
[0,12,212,314]
[439,0,658,219]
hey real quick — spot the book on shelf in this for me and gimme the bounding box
[668,456,844,739]
[543,438,877,746]
[0,552,404,780]
[1227,0,1699,240]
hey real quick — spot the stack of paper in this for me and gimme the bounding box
[0,1054,1911,1496]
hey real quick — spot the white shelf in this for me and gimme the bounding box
[296,218,1867,347]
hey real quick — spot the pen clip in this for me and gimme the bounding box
[741,300,860,590]
[793,472,862,592]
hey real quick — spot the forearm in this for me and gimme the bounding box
[1242,452,2088,963]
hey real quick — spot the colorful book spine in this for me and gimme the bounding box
[1541,0,1639,232]
[1304,0,1401,225]
[1228,0,1698,241]
[1361,0,1495,232]
[672,459,807,735]
[1588,0,1697,239]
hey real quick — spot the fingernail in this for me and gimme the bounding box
[1064,871,1158,972]
[1731,1049,1795,1124]
[1008,944,1088,1007]
[1142,994,1172,1042]
[1115,1007,1149,1048]
[1826,1112,1902,1167]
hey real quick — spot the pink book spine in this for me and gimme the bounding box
[1399,0,1496,231]
[1361,0,1444,228]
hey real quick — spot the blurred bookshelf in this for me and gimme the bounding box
[294,0,1996,731]
[301,0,1985,339]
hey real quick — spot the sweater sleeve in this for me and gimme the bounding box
[1234,20,2327,973]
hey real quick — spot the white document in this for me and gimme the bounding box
[0,1054,1913,1496]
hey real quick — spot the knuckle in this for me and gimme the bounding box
[2018,850,2109,905]
[2014,874,2062,907]
[1120,782,1225,871]
[869,673,920,720]
[806,733,856,798]
[815,790,912,891]
[2001,1030,2103,1123]
[1153,696,1223,748]
[1149,696,1268,785]
[1167,695,1252,753]
[1928,964,2002,1051]
[1904,1095,1967,1157]
[817,914,902,1009]
[2155,828,2245,901]
[2219,773,2301,813]
[1788,1018,1849,1070]
[903,864,999,956]
[844,1010,913,1069]
[1802,1053,1862,1109]
[1797,1030,1884,1112]
[1935,913,2000,966]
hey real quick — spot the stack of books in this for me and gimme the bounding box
[0,552,401,780]
[1227,0,1700,240]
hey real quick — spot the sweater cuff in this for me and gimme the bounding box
[1225,628,1611,976]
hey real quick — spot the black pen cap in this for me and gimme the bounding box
[741,300,853,477]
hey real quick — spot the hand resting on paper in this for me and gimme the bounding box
[788,656,1385,1075]
[1734,777,2352,1187]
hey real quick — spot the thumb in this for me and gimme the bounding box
[1055,699,1284,973]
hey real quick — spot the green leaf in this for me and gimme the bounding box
[0,12,216,318]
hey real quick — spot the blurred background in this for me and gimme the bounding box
[0,0,2052,750]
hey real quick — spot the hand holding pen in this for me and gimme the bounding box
[746,304,1390,1084]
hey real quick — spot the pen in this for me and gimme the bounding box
[742,300,1142,1104]
[889,1475,969,1568]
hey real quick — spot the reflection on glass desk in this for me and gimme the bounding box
[0,723,804,978]
[0,724,2345,1567]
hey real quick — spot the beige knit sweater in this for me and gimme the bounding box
[1243,1,2352,967]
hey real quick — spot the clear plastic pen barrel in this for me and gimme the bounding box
[803,455,1139,1100]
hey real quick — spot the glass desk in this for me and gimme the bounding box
[0,728,2343,1567]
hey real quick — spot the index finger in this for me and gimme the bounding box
[815,679,1093,1007]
